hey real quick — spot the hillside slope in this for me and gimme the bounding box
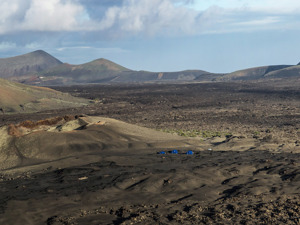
[0,78,89,113]
[219,65,293,81]
[0,50,62,78]
[28,61,219,85]
[37,58,131,84]
[0,116,194,171]
[264,65,300,78]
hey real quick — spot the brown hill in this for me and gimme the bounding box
[0,78,89,113]
[263,65,300,78]
[0,50,62,78]
[219,65,293,81]
[34,58,132,85]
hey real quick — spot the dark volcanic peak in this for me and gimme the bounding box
[0,50,62,78]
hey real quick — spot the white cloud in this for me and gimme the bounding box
[0,1,18,24]
[22,0,87,31]
[245,0,300,14]
[0,0,92,34]
[233,17,280,27]
[190,0,300,13]
[98,0,205,36]
[57,46,128,54]
[0,0,300,37]
[0,0,26,33]
[96,0,300,37]
[25,42,42,49]
[0,42,17,50]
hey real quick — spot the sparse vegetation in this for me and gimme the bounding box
[252,131,260,138]
[158,128,231,138]
[253,131,260,135]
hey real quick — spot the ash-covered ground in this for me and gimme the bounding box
[1,80,300,224]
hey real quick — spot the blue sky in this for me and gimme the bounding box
[0,0,300,73]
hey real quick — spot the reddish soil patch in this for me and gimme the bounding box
[17,115,76,129]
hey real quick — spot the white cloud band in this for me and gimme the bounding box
[0,0,300,36]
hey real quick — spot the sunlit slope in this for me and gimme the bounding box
[263,65,300,78]
[219,65,293,81]
[39,58,132,83]
[0,78,89,113]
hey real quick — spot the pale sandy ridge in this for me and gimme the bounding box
[0,116,198,174]
[0,78,89,113]
[1,115,299,175]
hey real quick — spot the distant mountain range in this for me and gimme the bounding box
[0,50,299,85]
[0,50,221,85]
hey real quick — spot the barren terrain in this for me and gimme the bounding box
[2,79,300,140]
[1,79,300,224]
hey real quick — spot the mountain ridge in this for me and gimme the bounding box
[1,50,300,85]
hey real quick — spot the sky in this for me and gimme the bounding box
[0,0,300,73]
